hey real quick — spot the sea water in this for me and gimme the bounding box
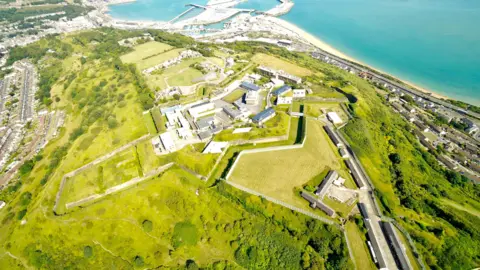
[109,0,480,104]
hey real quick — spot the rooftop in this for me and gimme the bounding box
[240,81,260,91]
[272,85,292,96]
[252,107,275,122]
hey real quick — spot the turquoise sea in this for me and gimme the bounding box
[109,0,480,104]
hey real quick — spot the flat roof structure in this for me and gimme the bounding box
[223,106,242,120]
[358,202,369,219]
[232,127,252,134]
[272,85,292,96]
[160,132,176,152]
[301,191,335,217]
[382,221,412,270]
[365,219,388,269]
[233,98,246,110]
[339,148,349,158]
[252,107,276,124]
[198,130,212,141]
[324,126,344,147]
[327,112,343,124]
[414,121,429,132]
[277,71,302,84]
[258,66,277,77]
[203,141,228,154]
[277,96,292,105]
[315,170,338,198]
[293,89,306,98]
[188,101,215,119]
[278,39,292,45]
[245,90,258,105]
[240,81,260,91]
[195,116,214,130]
[160,105,182,115]
[345,159,366,189]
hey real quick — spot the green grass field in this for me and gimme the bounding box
[61,148,141,204]
[345,221,377,270]
[304,102,348,120]
[252,53,312,77]
[440,198,480,218]
[143,112,157,135]
[222,89,245,103]
[135,140,219,176]
[214,112,290,141]
[324,196,357,217]
[120,41,174,66]
[228,119,342,215]
[168,67,203,86]
[310,84,345,98]
[151,107,166,132]
[146,58,207,90]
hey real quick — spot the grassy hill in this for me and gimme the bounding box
[0,28,478,269]
[0,29,353,269]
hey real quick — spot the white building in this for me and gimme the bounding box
[271,78,284,87]
[226,57,234,67]
[177,128,192,139]
[203,141,229,154]
[327,112,343,125]
[0,201,5,209]
[277,96,293,105]
[278,39,292,46]
[160,132,176,152]
[188,102,215,119]
[249,73,262,81]
[293,89,306,98]
[245,90,258,105]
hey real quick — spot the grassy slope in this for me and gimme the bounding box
[214,111,290,141]
[224,42,479,268]
[331,60,480,269]
[345,221,376,270]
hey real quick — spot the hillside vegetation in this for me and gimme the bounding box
[0,28,478,269]
[222,41,480,269]
[0,29,352,269]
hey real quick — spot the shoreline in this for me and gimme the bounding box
[271,17,450,101]
[103,1,469,104]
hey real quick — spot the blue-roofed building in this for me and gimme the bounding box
[252,108,276,124]
[240,81,260,91]
[272,85,292,96]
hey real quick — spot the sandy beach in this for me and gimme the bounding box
[270,17,450,100]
